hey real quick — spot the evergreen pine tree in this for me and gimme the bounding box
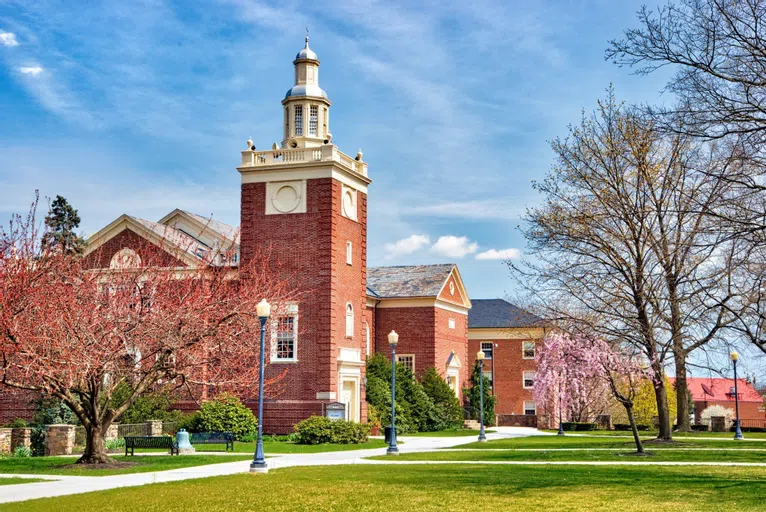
[465,362,496,426]
[41,195,86,255]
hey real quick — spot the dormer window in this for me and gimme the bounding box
[295,106,303,136]
[309,105,318,136]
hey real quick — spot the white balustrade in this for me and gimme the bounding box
[240,145,366,177]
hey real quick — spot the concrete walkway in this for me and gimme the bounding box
[0,427,536,504]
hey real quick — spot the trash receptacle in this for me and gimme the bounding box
[384,426,397,444]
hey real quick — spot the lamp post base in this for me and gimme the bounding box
[386,447,399,455]
[477,435,487,443]
[249,462,269,473]
[734,431,744,441]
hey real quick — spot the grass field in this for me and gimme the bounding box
[2,464,765,511]
[0,455,252,476]
[0,478,45,486]
[454,435,764,450]
[544,430,766,439]
[193,439,388,453]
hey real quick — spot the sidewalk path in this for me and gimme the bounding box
[0,427,536,504]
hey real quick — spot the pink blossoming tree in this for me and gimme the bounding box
[535,332,652,453]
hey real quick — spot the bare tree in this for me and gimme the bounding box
[606,0,766,142]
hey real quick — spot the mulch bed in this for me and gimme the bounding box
[59,461,139,471]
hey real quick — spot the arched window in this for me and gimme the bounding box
[110,248,141,269]
[345,303,354,338]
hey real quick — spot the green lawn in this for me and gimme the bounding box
[0,455,252,476]
[401,430,496,437]
[544,429,766,439]
[454,435,763,450]
[193,439,388,453]
[3,464,766,511]
[0,477,46,486]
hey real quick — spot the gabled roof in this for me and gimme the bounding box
[366,264,456,298]
[672,377,764,404]
[157,209,240,246]
[468,298,543,329]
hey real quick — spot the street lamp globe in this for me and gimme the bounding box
[256,299,271,319]
[730,351,739,362]
[388,330,399,346]
[476,350,485,361]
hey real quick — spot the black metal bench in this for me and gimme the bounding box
[190,432,235,451]
[124,436,179,456]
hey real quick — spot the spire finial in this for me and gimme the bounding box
[305,26,309,47]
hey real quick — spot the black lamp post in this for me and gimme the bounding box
[557,391,565,436]
[476,350,487,442]
[731,351,744,441]
[250,299,271,473]
[387,330,399,455]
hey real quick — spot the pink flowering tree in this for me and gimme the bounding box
[535,332,652,453]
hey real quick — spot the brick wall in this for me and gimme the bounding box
[0,388,36,425]
[434,308,468,390]
[241,177,368,433]
[374,307,435,377]
[693,400,766,424]
[468,337,539,415]
[83,228,186,269]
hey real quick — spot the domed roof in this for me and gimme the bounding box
[295,35,318,61]
[284,84,328,100]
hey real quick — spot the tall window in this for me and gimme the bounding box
[523,371,536,389]
[284,107,289,137]
[275,316,296,360]
[483,370,493,389]
[522,341,535,359]
[294,105,303,136]
[309,105,318,136]
[345,303,354,337]
[346,241,353,265]
[323,107,328,137]
[524,401,537,415]
[396,354,415,374]
[481,342,493,360]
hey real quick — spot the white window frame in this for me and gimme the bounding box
[396,354,415,374]
[481,342,493,360]
[365,322,371,356]
[448,318,456,329]
[346,241,353,265]
[271,305,298,363]
[345,303,354,338]
[524,401,536,415]
[522,341,536,360]
[523,371,535,389]
[309,105,318,136]
[294,105,303,136]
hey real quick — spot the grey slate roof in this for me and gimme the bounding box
[468,298,543,328]
[366,264,455,298]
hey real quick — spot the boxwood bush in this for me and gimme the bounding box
[294,416,370,445]
[197,393,258,441]
[613,423,651,431]
[691,424,709,432]
[562,422,597,431]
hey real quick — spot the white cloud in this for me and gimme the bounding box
[0,32,19,47]
[476,248,521,261]
[19,66,43,75]
[431,236,478,258]
[384,234,430,259]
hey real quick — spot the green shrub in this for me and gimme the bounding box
[562,422,597,431]
[9,418,28,428]
[691,424,709,432]
[110,383,187,424]
[197,393,258,440]
[105,437,126,451]
[420,367,463,431]
[176,411,203,433]
[34,396,77,425]
[30,426,45,457]
[12,446,31,458]
[293,416,370,445]
[464,363,496,426]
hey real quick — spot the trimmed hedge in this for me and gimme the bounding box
[562,422,597,431]
[691,424,709,432]
[730,425,766,433]
[294,416,371,445]
[197,393,258,441]
[613,423,650,431]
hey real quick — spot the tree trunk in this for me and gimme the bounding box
[652,372,673,441]
[78,424,112,464]
[674,354,691,431]
[625,404,645,454]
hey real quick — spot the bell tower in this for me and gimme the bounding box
[237,37,371,433]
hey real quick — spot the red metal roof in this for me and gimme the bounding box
[671,377,763,403]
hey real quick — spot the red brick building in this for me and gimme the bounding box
[677,377,766,427]
[1,38,544,431]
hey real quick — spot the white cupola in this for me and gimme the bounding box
[281,34,332,149]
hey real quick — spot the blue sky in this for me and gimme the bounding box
[0,0,673,301]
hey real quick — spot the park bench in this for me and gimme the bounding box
[124,436,179,456]
[190,432,235,451]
